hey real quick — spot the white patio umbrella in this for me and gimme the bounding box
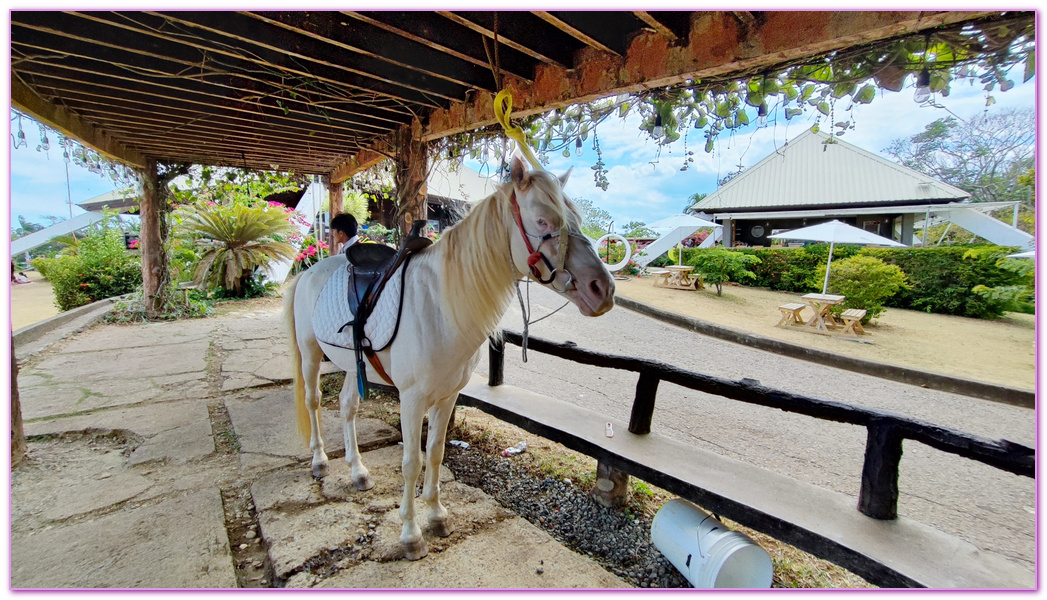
[768,220,906,293]
[1008,250,1035,259]
[647,214,720,265]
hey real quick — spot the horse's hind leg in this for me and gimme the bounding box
[302,344,329,478]
[422,397,456,538]
[397,391,428,560]
[339,373,374,491]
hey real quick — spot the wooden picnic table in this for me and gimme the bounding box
[653,265,703,290]
[802,293,846,332]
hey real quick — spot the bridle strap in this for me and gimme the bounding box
[509,190,565,284]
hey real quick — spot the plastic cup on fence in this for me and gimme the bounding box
[651,498,773,588]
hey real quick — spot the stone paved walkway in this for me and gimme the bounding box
[11,299,627,589]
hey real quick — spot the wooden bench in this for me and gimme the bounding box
[776,302,808,327]
[457,374,1033,588]
[840,308,868,337]
[647,269,670,286]
[176,281,204,305]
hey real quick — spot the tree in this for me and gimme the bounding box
[620,221,657,239]
[571,197,613,239]
[685,193,708,214]
[176,203,296,296]
[885,108,1035,205]
[687,248,760,296]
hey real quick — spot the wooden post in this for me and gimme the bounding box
[628,370,660,434]
[139,159,163,315]
[11,337,26,468]
[392,122,429,239]
[591,461,630,508]
[488,336,505,387]
[326,176,343,251]
[857,420,904,519]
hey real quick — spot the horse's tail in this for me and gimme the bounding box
[282,272,314,443]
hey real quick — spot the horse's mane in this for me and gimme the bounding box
[439,169,579,338]
[439,182,518,338]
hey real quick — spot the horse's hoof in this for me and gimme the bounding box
[429,518,454,538]
[403,539,428,561]
[312,463,329,479]
[353,474,375,491]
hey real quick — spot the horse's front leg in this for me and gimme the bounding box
[339,373,373,491]
[398,392,428,560]
[422,397,456,538]
[302,346,328,478]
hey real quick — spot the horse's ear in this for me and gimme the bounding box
[558,167,573,188]
[510,155,529,189]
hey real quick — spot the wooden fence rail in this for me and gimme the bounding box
[489,330,1033,520]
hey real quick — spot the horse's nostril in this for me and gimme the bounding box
[590,278,605,297]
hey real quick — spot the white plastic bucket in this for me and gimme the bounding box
[651,498,773,588]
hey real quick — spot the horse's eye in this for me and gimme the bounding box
[536,218,548,228]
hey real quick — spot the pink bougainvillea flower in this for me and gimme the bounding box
[306,245,317,257]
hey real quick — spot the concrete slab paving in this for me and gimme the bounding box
[58,317,215,352]
[12,439,153,527]
[25,399,215,466]
[227,389,400,460]
[11,488,236,589]
[313,517,629,589]
[30,341,210,382]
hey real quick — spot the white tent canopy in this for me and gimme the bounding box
[769,220,905,293]
[1008,250,1036,259]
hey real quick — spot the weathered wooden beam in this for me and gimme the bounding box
[628,370,660,435]
[16,61,386,138]
[632,11,678,41]
[149,11,457,105]
[488,336,505,387]
[857,420,904,519]
[245,11,495,91]
[421,10,998,141]
[343,11,536,83]
[437,11,574,69]
[327,176,343,252]
[139,159,163,314]
[500,330,1035,478]
[11,338,26,468]
[63,10,416,120]
[533,11,619,56]
[11,75,147,168]
[328,148,389,185]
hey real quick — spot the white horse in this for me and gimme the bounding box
[283,156,615,560]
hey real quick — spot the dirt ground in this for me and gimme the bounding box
[10,271,58,331]
[613,276,1035,391]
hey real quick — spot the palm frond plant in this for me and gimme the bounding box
[177,203,296,296]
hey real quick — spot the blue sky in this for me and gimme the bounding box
[7,74,1035,233]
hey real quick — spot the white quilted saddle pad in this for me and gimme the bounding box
[312,264,402,350]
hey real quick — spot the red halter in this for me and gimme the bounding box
[509,190,559,284]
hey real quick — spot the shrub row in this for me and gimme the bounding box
[33,227,142,312]
[673,245,1025,319]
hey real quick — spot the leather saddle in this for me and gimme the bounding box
[342,220,432,393]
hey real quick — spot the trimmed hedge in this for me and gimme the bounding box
[861,246,1022,319]
[674,245,1023,319]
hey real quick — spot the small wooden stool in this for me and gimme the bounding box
[840,308,868,336]
[776,302,808,327]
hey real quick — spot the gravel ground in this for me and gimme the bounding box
[444,446,690,589]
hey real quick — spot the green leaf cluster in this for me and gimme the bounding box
[32,217,142,311]
[175,203,296,296]
[826,256,910,322]
[680,248,760,296]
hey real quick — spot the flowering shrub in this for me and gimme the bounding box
[33,221,142,311]
[292,235,329,274]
